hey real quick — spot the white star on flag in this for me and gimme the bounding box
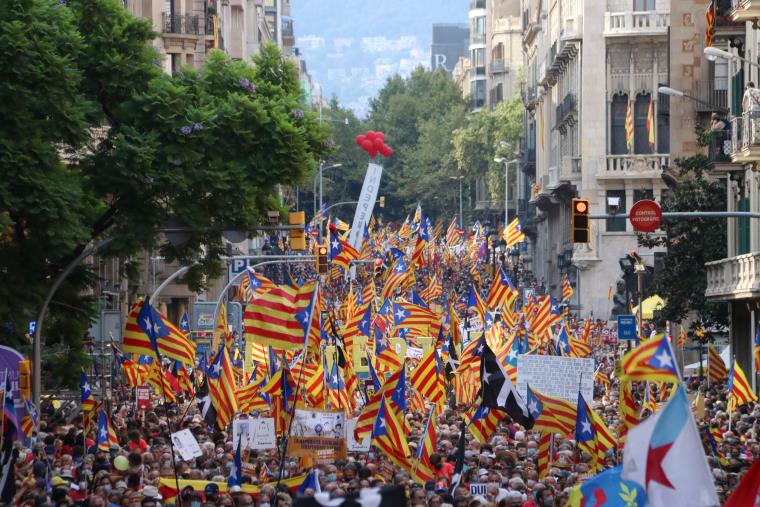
[655,350,673,368]
[581,418,592,436]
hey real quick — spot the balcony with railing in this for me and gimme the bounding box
[694,80,729,113]
[163,13,202,35]
[731,0,760,21]
[471,33,486,45]
[705,252,760,300]
[706,129,734,168]
[598,154,670,179]
[729,112,760,163]
[604,11,669,37]
[282,16,294,44]
[490,59,505,74]
[555,93,577,131]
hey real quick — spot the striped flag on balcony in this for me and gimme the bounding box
[647,95,655,151]
[706,0,715,48]
[625,100,634,153]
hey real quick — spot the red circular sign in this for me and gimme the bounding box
[629,199,662,233]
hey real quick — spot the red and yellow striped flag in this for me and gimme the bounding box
[503,218,525,248]
[708,343,728,382]
[208,345,239,429]
[625,100,634,153]
[647,95,655,151]
[243,282,316,350]
[727,359,757,411]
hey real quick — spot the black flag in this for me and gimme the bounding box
[480,342,534,429]
[449,421,467,494]
[0,430,17,504]
[196,376,217,429]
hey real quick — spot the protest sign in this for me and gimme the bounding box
[171,429,202,461]
[346,419,371,452]
[289,437,347,465]
[516,355,595,404]
[232,418,276,450]
[470,484,488,496]
[136,386,152,411]
[292,409,346,439]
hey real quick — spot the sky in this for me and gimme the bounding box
[292,0,469,116]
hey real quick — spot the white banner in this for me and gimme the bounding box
[346,419,371,452]
[232,418,277,450]
[170,429,202,461]
[516,355,595,404]
[292,409,346,439]
[347,163,383,250]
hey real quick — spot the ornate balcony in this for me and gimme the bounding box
[705,252,760,300]
[729,112,760,163]
[604,11,669,37]
[598,154,669,179]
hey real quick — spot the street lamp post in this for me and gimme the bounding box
[657,86,728,114]
[704,46,760,69]
[449,176,465,227]
[315,162,342,215]
[495,158,519,227]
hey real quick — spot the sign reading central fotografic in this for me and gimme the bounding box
[629,199,662,233]
[516,355,595,404]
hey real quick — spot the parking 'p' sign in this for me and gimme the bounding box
[629,199,662,233]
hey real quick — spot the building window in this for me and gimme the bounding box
[610,94,628,155]
[634,189,654,203]
[634,0,655,9]
[606,190,626,232]
[657,90,670,153]
[634,93,652,154]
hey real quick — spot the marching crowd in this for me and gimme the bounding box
[2,225,759,507]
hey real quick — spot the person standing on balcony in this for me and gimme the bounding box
[742,82,760,143]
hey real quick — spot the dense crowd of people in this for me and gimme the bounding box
[3,228,758,507]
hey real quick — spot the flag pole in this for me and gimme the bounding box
[152,350,182,502]
[276,286,318,488]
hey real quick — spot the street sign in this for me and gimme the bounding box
[629,199,662,233]
[617,315,637,341]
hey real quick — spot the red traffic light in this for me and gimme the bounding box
[574,200,588,213]
[318,246,328,256]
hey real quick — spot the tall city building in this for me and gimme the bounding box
[519,0,673,315]
[431,23,470,76]
[702,0,760,385]
[466,0,521,111]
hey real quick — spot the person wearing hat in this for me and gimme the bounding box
[204,482,220,503]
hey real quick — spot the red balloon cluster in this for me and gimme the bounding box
[355,131,393,158]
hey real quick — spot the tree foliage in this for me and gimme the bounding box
[0,0,329,385]
[637,155,728,328]
[365,68,469,220]
[453,98,523,204]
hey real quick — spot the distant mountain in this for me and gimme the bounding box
[292,0,468,116]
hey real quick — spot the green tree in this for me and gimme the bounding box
[452,98,523,206]
[366,67,469,220]
[0,0,329,386]
[637,155,727,328]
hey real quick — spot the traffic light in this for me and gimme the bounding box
[571,198,590,243]
[317,244,329,274]
[378,196,385,208]
[288,211,306,251]
[18,359,30,400]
